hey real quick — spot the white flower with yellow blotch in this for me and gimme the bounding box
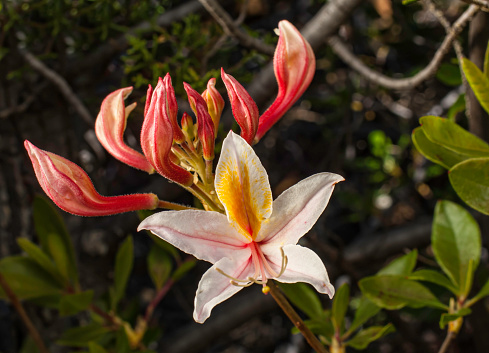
[138,131,343,323]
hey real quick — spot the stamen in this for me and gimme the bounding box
[258,246,288,279]
[215,267,252,284]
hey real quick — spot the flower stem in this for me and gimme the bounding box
[268,281,329,353]
[157,200,200,211]
[0,273,50,353]
[144,278,175,322]
[438,331,455,353]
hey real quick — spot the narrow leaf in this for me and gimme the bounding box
[409,269,458,294]
[332,283,350,332]
[57,323,111,346]
[470,277,489,304]
[59,290,94,316]
[279,282,324,320]
[346,324,395,349]
[113,236,134,309]
[291,318,334,342]
[88,342,109,353]
[147,245,172,290]
[359,275,448,310]
[348,297,381,334]
[449,157,489,215]
[378,250,417,276]
[484,41,489,76]
[439,308,471,329]
[171,259,196,282]
[432,200,481,292]
[462,58,489,114]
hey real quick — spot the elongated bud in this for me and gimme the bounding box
[181,112,195,141]
[221,69,259,144]
[255,20,316,142]
[202,78,224,133]
[25,141,159,216]
[141,78,193,186]
[162,73,185,143]
[95,87,154,173]
[184,83,215,161]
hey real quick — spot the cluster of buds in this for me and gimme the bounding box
[25,20,315,217]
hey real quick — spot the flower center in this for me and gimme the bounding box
[215,242,288,288]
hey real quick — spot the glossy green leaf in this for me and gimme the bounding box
[412,127,469,169]
[420,116,489,157]
[279,282,324,320]
[57,323,111,347]
[33,196,78,283]
[462,57,489,114]
[409,269,458,294]
[0,256,62,300]
[439,308,471,329]
[59,290,94,316]
[332,283,350,332]
[147,245,172,290]
[432,200,481,292]
[471,277,489,305]
[378,250,417,276]
[359,275,448,310]
[449,157,489,215]
[436,63,462,86]
[348,297,381,334]
[171,259,196,282]
[88,342,109,353]
[112,236,134,309]
[16,238,65,286]
[346,324,395,350]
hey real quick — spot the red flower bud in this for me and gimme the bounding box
[95,87,154,173]
[141,78,193,186]
[184,83,215,161]
[162,73,185,143]
[221,69,259,144]
[25,141,159,216]
[255,20,316,142]
[202,78,224,133]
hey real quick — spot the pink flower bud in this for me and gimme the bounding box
[255,20,316,142]
[221,69,259,144]
[141,78,193,186]
[162,73,185,143]
[25,141,159,216]
[202,78,225,133]
[184,83,215,161]
[95,87,154,173]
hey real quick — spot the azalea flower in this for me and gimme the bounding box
[138,131,344,323]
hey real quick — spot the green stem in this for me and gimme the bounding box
[157,200,200,211]
[189,184,222,212]
[438,331,455,353]
[0,273,50,353]
[268,281,329,353]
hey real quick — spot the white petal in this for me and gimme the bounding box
[256,172,344,244]
[138,210,250,264]
[215,131,273,240]
[194,254,254,323]
[263,244,335,298]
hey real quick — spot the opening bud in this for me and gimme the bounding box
[25,141,159,216]
[202,78,224,133]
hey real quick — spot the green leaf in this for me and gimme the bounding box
[470,277,489,304]
[112,236,134,310]
[447,94,466,122]
[409,269,458,294]
[420,116,489,157]
[279,282,324,320]
[412,127,470,169]
[88,342,109,353]
[332,283,350,332]
[439,308,471,329]
[432,200,481,293]
[0,256,63,300]
[359,275,448,310]
[378,250,417,276]
[59,290,94,316]
[436,63,462,86]
[462,57,489,114]
[147,245,172,290]
[171,259,196,282]
[57,323,111,347]
[402,0,418,4]
[348,297,381,334]
[16,238,65,286]
[449,157,489,215]
[32,196,78,283]
[292,318,334,342]
[347,324,395,350]
[115,327,130,353]
[484,41,489,76]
